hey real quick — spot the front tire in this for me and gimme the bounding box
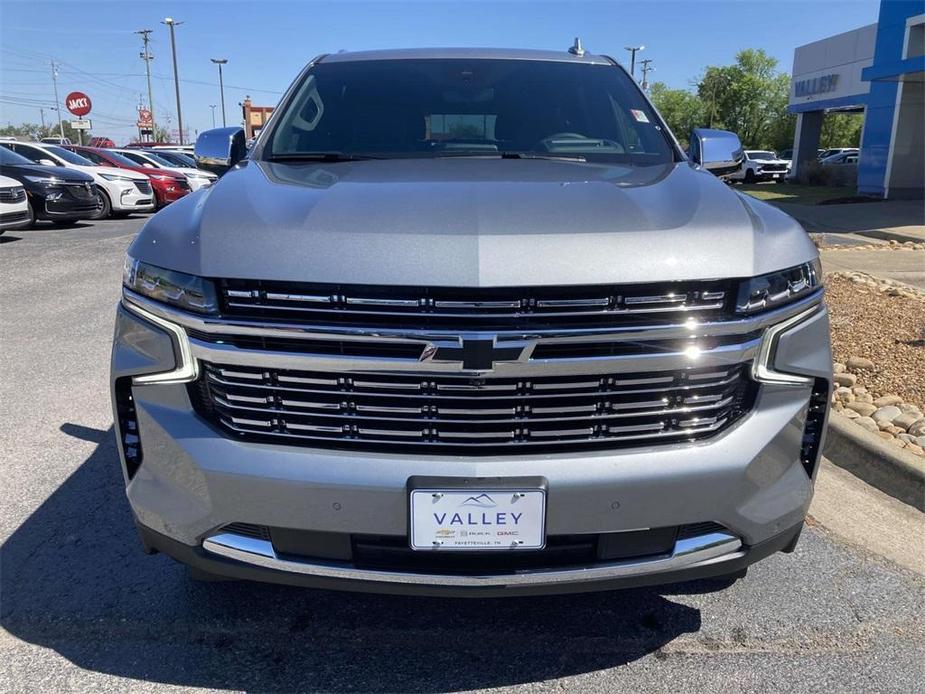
[92,189,112,219]
[744,169,756,184]
[25,199,36,228]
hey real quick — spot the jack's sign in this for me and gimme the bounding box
[65,92,92,117]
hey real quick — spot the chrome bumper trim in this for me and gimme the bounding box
[123,288,824,345]
[201,531,743,587]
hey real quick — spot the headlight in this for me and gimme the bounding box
[23,175,62,186]
[123,256,218,314]
[735,260,822,314]
[100,173,135,182]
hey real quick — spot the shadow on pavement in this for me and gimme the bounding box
[2,425,713,692]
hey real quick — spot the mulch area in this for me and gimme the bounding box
[824,274,925,406]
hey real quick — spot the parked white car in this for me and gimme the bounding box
[111,149,217,191]
[818,148,858,160]
[0,142,155,218]
[0,174,30,233]
[728,150,790,183]
[820,151,859,166]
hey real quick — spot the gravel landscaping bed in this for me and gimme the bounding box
[825,271,925,456]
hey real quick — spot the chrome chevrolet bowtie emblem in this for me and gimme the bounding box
[422,338,529,370]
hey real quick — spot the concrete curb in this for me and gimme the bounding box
[856,228,925,245]
[823,414,925,511]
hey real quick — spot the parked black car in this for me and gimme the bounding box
[0,146,100,226]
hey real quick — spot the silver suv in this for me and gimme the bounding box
[111,47,831,596]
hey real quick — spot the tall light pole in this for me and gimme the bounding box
[210,58,228,127]
[624,45,644,78]
[161,17,184,144]
[50,61,65,142]
[136,29,155,141]
[209,104,217,128]
[639,59,654,91]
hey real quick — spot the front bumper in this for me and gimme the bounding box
[111,295,831,595]
[138,520,803,597]
[109,182,156,212]
[34,188,99,219]
[152,181,189,207]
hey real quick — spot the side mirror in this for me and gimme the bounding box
[39,158,58,167]
[689,128,744,177]
[195,127,247,177]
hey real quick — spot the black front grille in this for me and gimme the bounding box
[133,180,153,195]
[218,279,735,331]
[0,210,29,224]
[760,164,788,172]
[0,186,26,203]
[191,362,754,454]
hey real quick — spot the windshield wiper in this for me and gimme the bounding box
[267,152,385,162]
[432,151,588,162]
[500,152,587,162]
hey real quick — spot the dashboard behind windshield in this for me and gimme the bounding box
[267,58,677,164]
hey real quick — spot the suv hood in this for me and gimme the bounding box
[132,158,817,286]
[75,164,149,181]
[0,162,95,184]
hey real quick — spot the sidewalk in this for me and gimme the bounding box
[820,247,925,290]
[776,199,925,244]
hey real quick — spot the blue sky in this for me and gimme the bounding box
[0,0,880,143]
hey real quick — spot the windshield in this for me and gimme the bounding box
[43,145,94,166]
[0,146,36,166]
[144,152,180,167]
[156,151,197,167]
[267,59,676,164]
[747,151,776,160]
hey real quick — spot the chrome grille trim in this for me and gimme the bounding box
[217,278,733,330]
[191,362,753,453]
[124,288,823,343]
[0,186,26,203]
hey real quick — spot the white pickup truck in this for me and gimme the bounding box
[729,150,791,183]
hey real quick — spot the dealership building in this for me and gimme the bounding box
[789,0,924,198]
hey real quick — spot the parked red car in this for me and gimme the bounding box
[64,145,190,208]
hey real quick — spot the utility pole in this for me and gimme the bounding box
[136,29,155,142]
[39,107,46,129]
[161,17,184,144]
[209,104,217,128]
[639,59,654,91]
[624,45,644,78]
[210,58,228,127]
[50,61,65,142]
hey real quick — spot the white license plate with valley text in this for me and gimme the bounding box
[410,489,546,550]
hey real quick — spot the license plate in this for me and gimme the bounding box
[410,489,546,550]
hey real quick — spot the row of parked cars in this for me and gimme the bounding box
[725,147,859,184]
[0,141,217,234]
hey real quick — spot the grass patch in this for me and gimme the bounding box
[738,183,849,206]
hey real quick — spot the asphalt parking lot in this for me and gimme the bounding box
[1,216,924,693]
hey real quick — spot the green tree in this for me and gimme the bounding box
[0,120,91,143]
[819,113,863,148]
[697,49,791,149]
[648,82,705,147]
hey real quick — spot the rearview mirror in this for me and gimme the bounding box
[195,127,247,176]
[689,128,744,177]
